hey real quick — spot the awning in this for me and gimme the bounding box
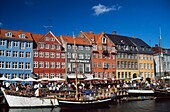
[67,74,86,79]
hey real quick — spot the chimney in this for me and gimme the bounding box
[112,31,117,35]
[132,35,136,39]
[89,31,93,34]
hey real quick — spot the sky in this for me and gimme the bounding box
[1,0,170,48]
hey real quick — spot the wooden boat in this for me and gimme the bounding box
[1,87,59,108]
[154,87,170,100]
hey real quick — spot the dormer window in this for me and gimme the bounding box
[91,38,94,41]
[5,32,12,37]
[102,37,106,44]
[45,37,49,41]
[19,34,26,38]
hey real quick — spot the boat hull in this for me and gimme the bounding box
[127,89,154,97]
[58,98,112,108]
[1,88,59,108]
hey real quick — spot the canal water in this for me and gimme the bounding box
[1,100,170,112]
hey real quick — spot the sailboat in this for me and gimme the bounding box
[154,28,170,100]
[57,34,114,108]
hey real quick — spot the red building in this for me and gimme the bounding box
[79,31,117,80]
[32,31,65,79]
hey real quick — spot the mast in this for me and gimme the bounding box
[73,33,78,100]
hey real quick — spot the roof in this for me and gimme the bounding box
[31,33,44,43]
[80,31,103,44]
[105,33,135,46]
[129,37,153,54]
[61,35,91,45]
[0,29,33,41]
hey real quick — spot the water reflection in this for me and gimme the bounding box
[9,108,60,112]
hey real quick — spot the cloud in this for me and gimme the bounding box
[24,1,33,6]
[0,22,3,27]
[92,4,122,16]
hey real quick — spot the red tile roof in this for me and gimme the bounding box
[31,33,44,43]
[0,29,33,41]
[61,35,91,45]
[80,31,104,44]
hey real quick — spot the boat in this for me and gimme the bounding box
[1,87,59,108]
[127,89,154,97]
[56,34,114,108]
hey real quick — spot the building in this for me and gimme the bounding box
[129,37,154,82]
[31,31,66,79]
[105,32,138,82]
[60,35,92,80]
[0,29,33,81]
[153,45,170,80]
[79,31,117,80]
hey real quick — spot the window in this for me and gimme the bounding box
[20,42,24,49]
[12,62,18,69]
[39,52,44,57]
[19,34,26,38]
[39,73,43,78]
[6,51,11,57]
[50,52,55,58]
[98,63,102,68]
[56,45,60,50]
[50,73,55,78]
[92,44,97,50]
[56,62,60,68]
[39,62,44,68]
[79,63,84,73]
[0,40,5,46]
[45,44,49,49]
[40,43,44,49]
[102,37,106,44]
[112,64,115,68]
[112,46,116,52]
[67,63,71,72]
[61,53,65,58]
[78,46,83,50]
[56,73,60,78]
[85,46,90,50]
[25,74,30,79]
[50,62,55,68]
[72,53,77,59]
[6,62,11,68]
[51,37,55,41]
[5,32,12,37]
[12,74,17,78]
[45,52,49,58]
[25,62,30,69]
[67,45,71,49]
[7,40,12,48]
[45,73,49,78]
[72,63,76,72]
[85,64,91,72]
[51,44,55,49]
[67,52,71,58]
[26,52,30,58]
[56,53,60,58]
[61,62,65,68]
[34,52,38,57]
[19,52,24,58]
[79,54,84,59]
[26,42,31,48]
[85,54,90,59]
[45,37,49,41]
[19,74,24,79]
[33,61,38,68]
[19,62,24,69]
[94,62,97,68]
[0,61,4,68]
[103,62,108,68]
[13,51,18,57]
[45,62,49,68]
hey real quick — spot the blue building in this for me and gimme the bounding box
[0,29,33,83]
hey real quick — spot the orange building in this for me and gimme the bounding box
[79,31,117,80]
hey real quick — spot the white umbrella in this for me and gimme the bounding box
[11,77,23,81]
[161,76,170,79]
[0,76,9,81]
[37,77,49,82]
[48,77,65,81]
[24,77,37,82]
[131,77,142,81]
[84,77,103,81]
